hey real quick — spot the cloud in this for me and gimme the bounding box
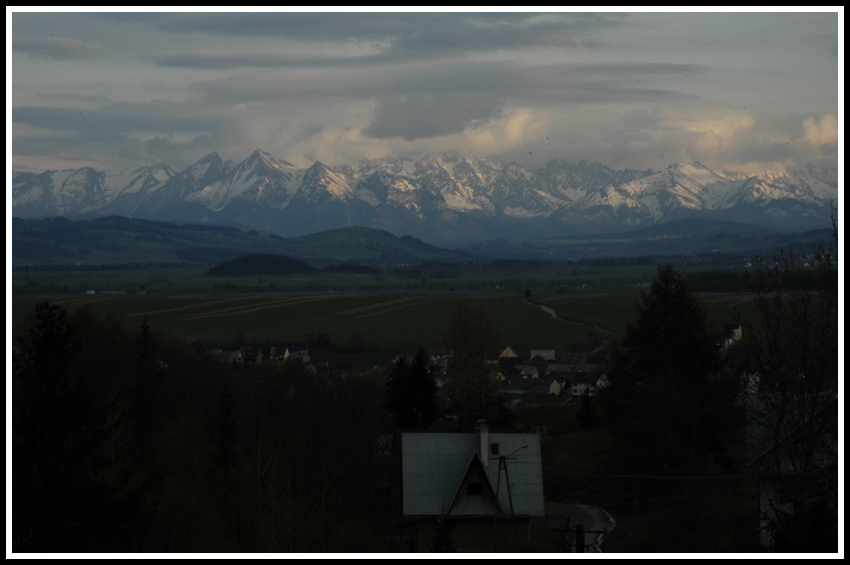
[285,127,394,167]
[101,12,626,49]
[281,107,549,167]
[364,93,503,140]
[736,143,794,164]
[13,102,216,136]
[118,136,173,164]
[801,113,838,146]
[156,52,374,69]
[461,108,549,155]
[13,37,103,60]
[185,57,703,113]
[151,14,635,71]
[663,110,756,154]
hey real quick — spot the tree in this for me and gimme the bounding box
[736,212,838,551]
[603,265,739,474]
[385,348,439,429]
[442,300,501,427]
[13,302,142,551]
[576,390,597,428]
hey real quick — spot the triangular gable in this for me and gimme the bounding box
[400,432,545,517]
[447,450,502,516]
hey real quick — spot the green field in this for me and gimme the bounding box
[11,290,600,352]
[12,252,762,358]
[12,284,756,360]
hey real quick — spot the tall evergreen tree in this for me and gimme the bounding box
[441,300,501,427]
[386,348,439,429]
[13,302,142,551]
[603,265,739,474]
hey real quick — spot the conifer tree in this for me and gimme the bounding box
[603,265,738,474]
[442,300,501,427]
[386,348,438,428]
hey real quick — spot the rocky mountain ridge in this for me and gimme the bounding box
[13,150,837,246]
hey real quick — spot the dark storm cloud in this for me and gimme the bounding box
[364,93,503,140]
[156,52,361,69]
[117,135,196,165]
[92,12,415,40]
[385,12,625,56]
[121,12,627,70]
[13,37,103,60]
[13,102,216,135]
[186,59,512,103]
[192,134,214,149]
[95,12,625,43]
[506,62,705,104]
[14,129,130,154]
[187,59,701,108]
[555,61,706,77]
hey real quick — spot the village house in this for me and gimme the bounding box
[399,421,545,552]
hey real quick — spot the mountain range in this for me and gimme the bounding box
[12,150,838,247]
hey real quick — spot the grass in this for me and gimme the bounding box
[13,283,762,361]
[12,289,617,354]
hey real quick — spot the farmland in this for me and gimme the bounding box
[12,284,755,361]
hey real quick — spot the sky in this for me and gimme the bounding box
[8,9,842,175]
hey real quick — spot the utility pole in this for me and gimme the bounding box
[492,451,523,548]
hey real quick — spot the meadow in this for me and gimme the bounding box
[13,282,755,361]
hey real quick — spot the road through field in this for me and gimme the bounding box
[336,295,424,315]
[524,299,610,334]
[124,295,258,318]
[349,296,438,319]
[179,294,335,321]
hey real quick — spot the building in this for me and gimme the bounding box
[400,422,545,551]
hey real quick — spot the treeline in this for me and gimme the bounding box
[208,254,315,276]
[12,303,391,552]
[322,262,381,275]
[207,254,381,276]
[13,215,243,236]
[13,261,195,272]
[685,268,836,293]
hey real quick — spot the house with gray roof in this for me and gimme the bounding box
[401,423,544,518]
[400,422,545,550]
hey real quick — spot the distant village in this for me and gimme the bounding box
[204,324,742,414]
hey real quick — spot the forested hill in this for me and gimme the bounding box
[11,216,476,266]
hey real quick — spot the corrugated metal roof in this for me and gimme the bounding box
[401,432,545,517]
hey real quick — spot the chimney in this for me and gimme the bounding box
[477,419,489,468]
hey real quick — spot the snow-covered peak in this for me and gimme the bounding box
[247,149,296,171]
[103,164,175,197]
[301,161,355,200]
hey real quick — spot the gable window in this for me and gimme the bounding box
[467,482,483,496]
[490,443,500,456]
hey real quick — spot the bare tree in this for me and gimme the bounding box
[737,208,838,551]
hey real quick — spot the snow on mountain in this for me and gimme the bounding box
[298,161,357,202]
[12,150,838,244]
[103,164,175,198]
[188,150,299,210]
